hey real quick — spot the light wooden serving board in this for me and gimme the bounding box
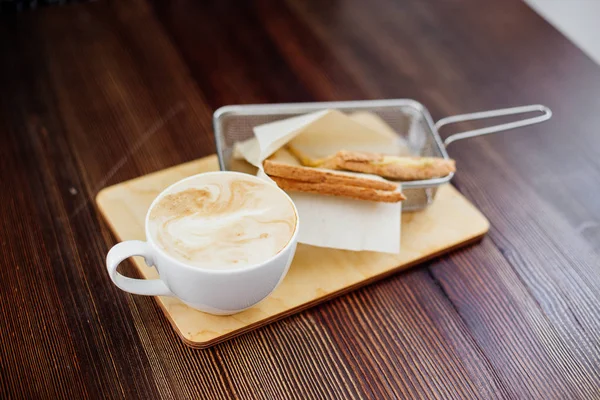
[97,155,489,348]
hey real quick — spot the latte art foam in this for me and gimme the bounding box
[148,174,297,270]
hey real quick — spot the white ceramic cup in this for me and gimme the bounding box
[106,171,299,315]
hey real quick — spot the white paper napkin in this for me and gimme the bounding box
[237,109,404,253]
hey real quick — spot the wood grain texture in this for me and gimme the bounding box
[96,155,488,347]
[1,0,599,398]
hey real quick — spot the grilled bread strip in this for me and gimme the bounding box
[269,176,405,203]
[287,145,455,181]
[332,150,456,181]
[263,159,397,191]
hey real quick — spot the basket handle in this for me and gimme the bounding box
[435,104,552,147]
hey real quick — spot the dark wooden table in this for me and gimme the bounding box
[2,0,600,398]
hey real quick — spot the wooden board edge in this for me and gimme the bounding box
[96,155,219,202]
[182,229,489,349]
[96,193,131,245]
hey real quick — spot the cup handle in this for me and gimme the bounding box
[106,240,173,296]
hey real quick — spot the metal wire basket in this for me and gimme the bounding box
[213,100,551,211]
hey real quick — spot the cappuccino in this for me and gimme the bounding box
[148,173,297,270]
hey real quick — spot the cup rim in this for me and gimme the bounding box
[144,171,299,275]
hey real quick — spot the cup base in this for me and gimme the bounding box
[180,300,253,316]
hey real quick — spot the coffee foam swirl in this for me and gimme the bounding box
[148,174,296,269]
